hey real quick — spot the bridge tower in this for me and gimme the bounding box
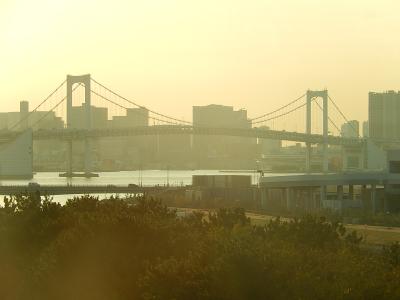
[67,74,91,129]
[306,90,329,173]
[62,74,97,178]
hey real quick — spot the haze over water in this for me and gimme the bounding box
[0,170,269,204]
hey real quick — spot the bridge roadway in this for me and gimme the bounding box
[0,184,184,196]
[0,126,363,146]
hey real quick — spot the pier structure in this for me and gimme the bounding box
[259,172,400,214]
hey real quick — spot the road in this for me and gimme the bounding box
[175,207,400,246]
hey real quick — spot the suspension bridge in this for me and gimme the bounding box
[1,74,364,177]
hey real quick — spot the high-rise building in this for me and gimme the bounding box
[0,101,64,131]
[193,104,250,129]
[362,121,369,138]
[340,120,359,138]
[70,104,108,129]
[369,91,400,140]
[28,111,64,130]
[110,107,149,128]
[192,104,254,168]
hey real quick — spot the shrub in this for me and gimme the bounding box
[0,194,399,299]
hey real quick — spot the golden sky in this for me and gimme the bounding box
[1,0,399,125]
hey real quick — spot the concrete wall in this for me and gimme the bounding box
[0,130,33,178]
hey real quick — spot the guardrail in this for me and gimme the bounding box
[0,184,186,195]
[0,126,366,146]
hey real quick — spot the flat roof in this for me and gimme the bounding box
[259,172,400,188]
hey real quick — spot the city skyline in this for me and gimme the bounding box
[1,1,400,123]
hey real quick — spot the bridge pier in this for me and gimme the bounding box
[67,139,72,175]
[322,91,329,173]
[60,138,98,178]
[306,91,312,173]
[306,143,312,173]
[84,137,91,176]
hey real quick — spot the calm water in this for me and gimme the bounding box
[0,170,265,186]
[0,170,273,204]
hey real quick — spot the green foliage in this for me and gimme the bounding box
[0,194,399,299]
[208,207,250,229]
[383,242,400,267]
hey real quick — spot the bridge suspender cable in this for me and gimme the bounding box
[328,95,360,138]
[9,80,66,131]
[28,84,80,129]
[90,89,182,125]
[249,93,306,121]
[314,99,341,133]
[91,78,192,125]
[251,101,309,125]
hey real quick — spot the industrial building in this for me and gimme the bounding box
[185,175,259,208]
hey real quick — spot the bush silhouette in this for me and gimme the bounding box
[0,194,399,299]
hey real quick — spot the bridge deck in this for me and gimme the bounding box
[2,126,365,146]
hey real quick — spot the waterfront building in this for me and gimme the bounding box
[109,107,149,128]
[0,101,63,131]
[341,120,359,138]
[257,126,282,155]
[192,104,255,168]
[70,104,108,129]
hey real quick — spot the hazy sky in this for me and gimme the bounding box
[1,0,400,125]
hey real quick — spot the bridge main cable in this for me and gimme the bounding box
[314,99,341,133]
[328,95,360,137]
[10,79,66,130]
[90,89,184,125]
[251,101,309,125]
[29,84,80,129]
[249,93,306,122]
[91,78,192,125]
